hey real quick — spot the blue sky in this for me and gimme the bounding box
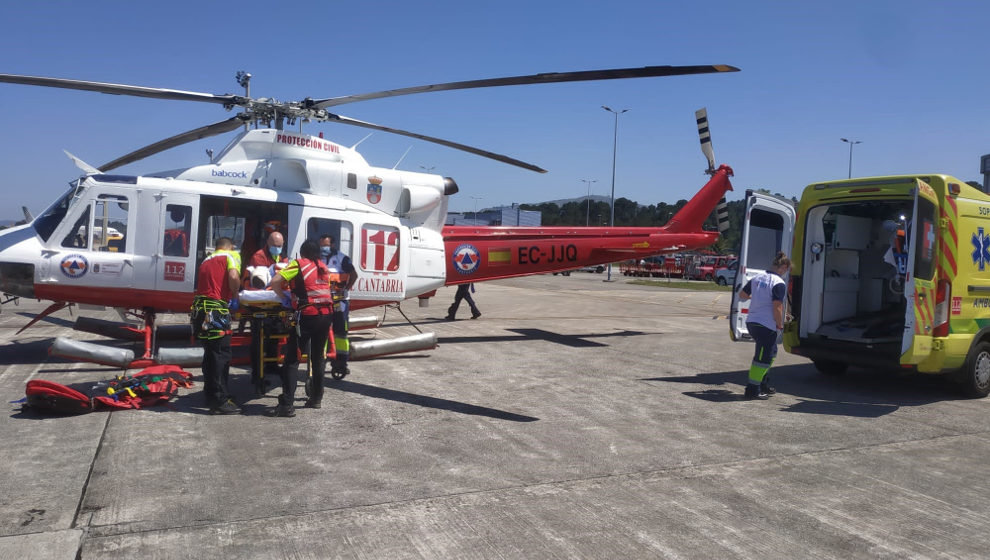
[1,1,987,220]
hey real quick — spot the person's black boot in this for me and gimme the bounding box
[267,403,296,417]
[760,381,777,395]
[744,384,769,400]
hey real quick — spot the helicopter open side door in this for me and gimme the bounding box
[899,180,938,365]
[153,193,199,297]
[729,191,795,341]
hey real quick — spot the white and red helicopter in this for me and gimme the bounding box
[0,65,738,368]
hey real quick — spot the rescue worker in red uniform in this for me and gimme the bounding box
[245,231,288,393]
[269,240,334,417]
[247,230,287,273]
[320,234,358,377]
[191,237,242,414]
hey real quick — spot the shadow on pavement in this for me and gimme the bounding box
[440,328,653,348]
[329,379,539,422]
[643,363,967,418]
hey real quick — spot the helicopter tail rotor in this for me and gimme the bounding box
[695,107,730,234]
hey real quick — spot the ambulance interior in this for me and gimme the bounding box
[799,200,913,346]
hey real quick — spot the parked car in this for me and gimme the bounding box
[578,265,606,273]
[715,261,737,286]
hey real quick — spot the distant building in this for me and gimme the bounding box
[446,203,541,226]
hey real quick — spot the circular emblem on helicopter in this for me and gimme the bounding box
[452,244,480,275]
[60,254,89,279]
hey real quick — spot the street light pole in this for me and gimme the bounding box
[470,196,483,222]
[602,106,628,282]
[580,179,597,226]
[840,138,861,179]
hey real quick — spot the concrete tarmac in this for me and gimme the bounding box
[1,273,988,559]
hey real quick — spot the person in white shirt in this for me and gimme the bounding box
[737,251,791,400]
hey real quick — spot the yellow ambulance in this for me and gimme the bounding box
[730,174,990,397]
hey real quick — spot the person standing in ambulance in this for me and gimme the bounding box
[737,251,791,400]
[269,240,334,417]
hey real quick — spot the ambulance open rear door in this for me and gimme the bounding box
[899,180,938,365]
[729,191,795,341]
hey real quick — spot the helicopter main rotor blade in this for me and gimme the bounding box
[0,73,239,105]
[312,65,739,108]
[99,116,247,172]
[327,114,546,173]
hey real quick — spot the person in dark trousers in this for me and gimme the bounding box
[191,237,242,415]
[320,234,358,377]
[737,251,792,400]
[269,240,334,417]
[446,283,481,320]
[245,230,288,393]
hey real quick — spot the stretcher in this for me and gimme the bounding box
[233,290,336,395]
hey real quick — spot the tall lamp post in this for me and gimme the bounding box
[602,106,628,281]
[840,138,861,179]
[580,179,597,226]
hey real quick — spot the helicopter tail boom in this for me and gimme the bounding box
[440,166,733,284]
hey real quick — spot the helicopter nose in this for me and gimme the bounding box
[0,262,35,298]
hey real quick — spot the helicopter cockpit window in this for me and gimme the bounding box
[93,194,131,253]
[62,205,91,249]
[163,205,192,257]
[36,183,86,242]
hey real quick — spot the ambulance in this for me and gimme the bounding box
[730,174,990,398]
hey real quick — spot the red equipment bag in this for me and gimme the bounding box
[24,365,194,414]
[25,379,94,415]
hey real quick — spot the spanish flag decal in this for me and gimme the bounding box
[488,247,511,266]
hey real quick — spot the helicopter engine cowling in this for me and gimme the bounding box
[397,185,443,218]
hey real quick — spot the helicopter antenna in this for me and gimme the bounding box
[235,71,251,132]
[351,132,374,150]
[393,146,413,170]
[206,148,214,163]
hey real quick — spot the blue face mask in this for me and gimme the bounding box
[270,246,282,257]
[320,246,332,257]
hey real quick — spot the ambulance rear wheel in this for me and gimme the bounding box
[813,359,847,376]
[958,341,990,398]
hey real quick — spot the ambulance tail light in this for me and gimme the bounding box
[933,280,950,337]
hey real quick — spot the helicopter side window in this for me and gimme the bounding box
[93,195,131,253]
[62,206,91,249]
[163,205,192,257]
[307,218,354,259]
[346,173,357,190]
[204,216,246,254]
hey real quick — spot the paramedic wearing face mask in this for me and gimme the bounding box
[245,231,288,393]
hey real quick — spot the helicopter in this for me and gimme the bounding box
[0,65,738,367]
